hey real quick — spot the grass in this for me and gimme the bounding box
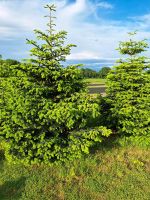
[85,78,106,95]
[85,78,106,85]
[0,138,150,200]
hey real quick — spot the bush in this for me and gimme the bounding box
[0,4,111,165]
[106,32,150,140]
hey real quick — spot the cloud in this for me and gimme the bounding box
[0,0,150,61]
[55,1,150,60]
[61,0,87,16]
[67,51,100,60]
[54,1,129,59]
[96,1,113,9]
[129,14,150,30]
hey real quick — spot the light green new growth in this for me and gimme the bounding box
[106,32,150,141]
[0,4,111,165]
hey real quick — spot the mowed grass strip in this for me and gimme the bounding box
[85,78,106,85]
[0,138,150,200]
[88,85,106,88]
[85,78,106,95]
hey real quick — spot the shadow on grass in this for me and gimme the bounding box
[90,134,122,154]
[0,176,26,200]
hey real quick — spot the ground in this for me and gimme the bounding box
[0,137,150,200]
[85,78,106,96]
[85,78,106,84]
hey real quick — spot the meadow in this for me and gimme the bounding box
[85,78,106,84]
[86,78,106,95]
[0,137,150,200]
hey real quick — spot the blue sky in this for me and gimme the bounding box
[1,0,150,70]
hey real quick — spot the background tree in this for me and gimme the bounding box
[80,68,98,78]
[1,4,111,165]
[106,32,150,141]
[0,55,3,65]
[99,67,111,78]
[5,59,20,65]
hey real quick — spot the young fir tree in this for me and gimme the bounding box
[106,32,150,142]
[1,4,111,164]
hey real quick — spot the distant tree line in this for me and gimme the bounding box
[0,54,111,79]
[0,55,20,65]
[1,55,149,79]
[81,67,111,78]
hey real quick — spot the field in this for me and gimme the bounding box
[85,78,106,84]
[85,78,106,95]
[0,138,150,200]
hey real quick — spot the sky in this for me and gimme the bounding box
[1,0,150,70]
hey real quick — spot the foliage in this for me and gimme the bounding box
[81,67,111,79]
[0,4,111,165]
[0,59,20,130]
[96,96,114,129]
[106,32,150,140]
[81,68,98,78]
[5,59,20,65]
[99,66,111,78]
[0,57,19,65]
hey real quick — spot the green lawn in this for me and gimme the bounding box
[85,78,106,95]
[85,78,106,85]
[0,138,150,200]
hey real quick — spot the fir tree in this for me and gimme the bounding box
[106,32,150,141]
[1,4,111,164]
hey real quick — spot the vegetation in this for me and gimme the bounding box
[81,68,98,78]
[106,32,150,142]
[0,3,150,199]
[99,67,111,78]
[0,139,150,200]
[85,78,106,84]
[0,4,111,165]
[0,56,19,66]
[87,79,106,96]
[81,67,111,79]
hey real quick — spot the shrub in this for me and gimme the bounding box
[0,4,111,165]
[106,32,150,139]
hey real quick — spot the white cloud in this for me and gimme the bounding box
[67,51,100,60]
[0,1,42,37]
[0,0,150,60]
[130,14,150,30]
[97,1,113,9]
[61,0,87,16]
